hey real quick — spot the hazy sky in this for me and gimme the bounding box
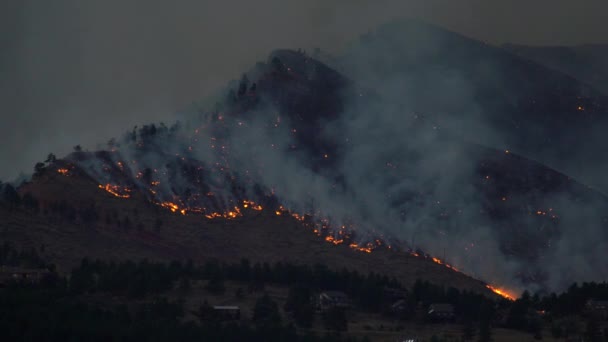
[1,0,607,181]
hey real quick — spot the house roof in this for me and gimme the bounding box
[587,299,608,307]
[0,266,49,274]
[213,306,240,310]
[428,303,454,313]
[321,291,349,299]
[392,299,408,308]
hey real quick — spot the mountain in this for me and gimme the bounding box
[503,43,608,95]
[1,41,606,295]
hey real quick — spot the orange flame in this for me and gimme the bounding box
[348,243,372,253]
[325,236,345,245]
[242,200,263,211]
[160,202,187,215]
[486,285,516,301]
[57,168,69,175]
[98,184,131,198]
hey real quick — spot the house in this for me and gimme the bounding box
[213,306,241,320]
[0,266,51,286]
[585,299,608,319]
[427,303,455,321]
[383,287,408,302]
[390,299,410,315]
[318,291,352,311]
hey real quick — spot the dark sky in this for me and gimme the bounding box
[1,0,607,181]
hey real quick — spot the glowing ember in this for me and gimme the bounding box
[291,213,306,221]
[204,206,242,220]
[349,243,372,253]
[325,236,344,245]
[57,168,69,175]
[98,184,131,198]
[242,200,263,211]
[160,202,184,214]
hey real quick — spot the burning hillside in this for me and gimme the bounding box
[19,47,608,296]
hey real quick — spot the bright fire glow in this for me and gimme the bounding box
[242,200,263,211]
[349,243,372,253]
[98,184,131,198]
[57,168,69,175]
[325,236,345,245]
[486,285,516,301]
[160,202,187,215]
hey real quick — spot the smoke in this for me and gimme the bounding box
[3,0,608,182]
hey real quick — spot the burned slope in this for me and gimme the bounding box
[2,167,501,298]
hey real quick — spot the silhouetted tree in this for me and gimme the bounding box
[73,145,82,152]
[271,56,286,74]
[205,276,226,295]
[238,74,249,97]
[585,315,602,342]
[285,286,314,328]
[21,192,39,212]
[197,300,216,323]
[253,294,281,327]
[34,162,46,176]
[323,307,347,332]
[178,277,191,294]
[462,317,476,341]
[45,153,57,163]
[1,183,20,207]
[226,89,237,105]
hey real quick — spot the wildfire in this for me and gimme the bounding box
[291,213,306,222]
[325,236,345,245]
[98,184,131,198]
[242,200,263,211]
[486,285,516,301]
[275,205,286,216]
[349,243,373,253]
[57,168,69,175]
[160,202,187,215]
[204,206,242,220]
[94,178,519,301]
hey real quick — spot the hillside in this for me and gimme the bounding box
[0,166,501,298]
[2,45,605,295]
